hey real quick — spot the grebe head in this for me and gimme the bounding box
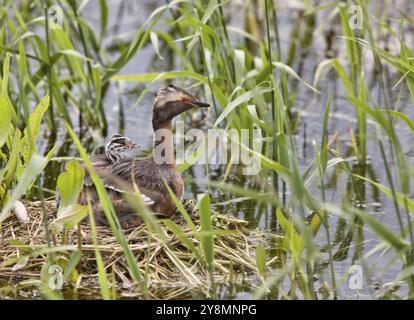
[105,134,140,163]
[152,84,210,130]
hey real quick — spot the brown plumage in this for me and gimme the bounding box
[80,85,210,226]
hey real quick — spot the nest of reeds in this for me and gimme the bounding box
[0,199,261,299]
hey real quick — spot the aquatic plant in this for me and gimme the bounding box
[1,0,414,300]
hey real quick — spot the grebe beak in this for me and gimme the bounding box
[193,100,210,108]
[127,142,140,149]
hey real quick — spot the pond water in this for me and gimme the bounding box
[28,0,414,299]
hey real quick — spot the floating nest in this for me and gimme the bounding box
[0,199,262,299]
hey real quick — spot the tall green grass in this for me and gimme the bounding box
[1,0,414,300]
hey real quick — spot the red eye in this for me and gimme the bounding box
[181,97,191,104]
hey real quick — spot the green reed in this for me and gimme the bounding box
[1,0,414,300]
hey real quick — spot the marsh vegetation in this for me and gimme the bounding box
[1,0,414,300]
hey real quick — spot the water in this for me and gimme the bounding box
[27,0,414,299]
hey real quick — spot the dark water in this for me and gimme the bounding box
[29,0,414,299]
